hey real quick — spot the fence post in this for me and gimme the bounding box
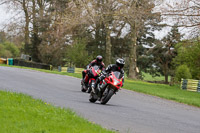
[181,79,188,90]
[67,67,75,73]
[58,66,62,72]
[197,80,200,92]
[50,65,53,71]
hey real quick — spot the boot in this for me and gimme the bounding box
[82,71,86,81]
[93,78,100,94]
[81,79,84,85]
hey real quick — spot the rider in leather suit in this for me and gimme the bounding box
[93,58,125,93]
[82,55,105,86]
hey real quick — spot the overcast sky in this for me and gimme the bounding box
[0,4,11,27]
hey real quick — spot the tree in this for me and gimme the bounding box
[118,0,161,79]
[1,0,161,70]
[175,65,192,82]
[173,39,200,79]
[161,0,200,38]
[36,0,71,65]
[0,31,7,43]
[1,0,69,62]
[147,25,181,83]
[73,0,125,66]
[66,39,92,68]
[1,0,31,52]
[0,42,20,58]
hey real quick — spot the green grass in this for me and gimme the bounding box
[124,79,200,107]
[142,72,168,81]
[1,64,200,107]
[0,90,114,133]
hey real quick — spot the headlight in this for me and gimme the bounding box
[113,79,119,85]
[114,81,118,85]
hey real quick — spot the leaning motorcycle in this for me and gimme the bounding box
[89,71,123,104]
[81,65,101,93]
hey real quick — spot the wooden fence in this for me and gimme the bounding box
[181,79,200,92]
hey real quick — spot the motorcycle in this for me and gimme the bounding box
[89,71,123,104]
[81,65,101,93]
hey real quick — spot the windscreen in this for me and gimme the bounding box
[93,65,100,70]
[113,71,123,79]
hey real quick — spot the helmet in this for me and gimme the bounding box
[116,58,125,69]
[96,55,103,64]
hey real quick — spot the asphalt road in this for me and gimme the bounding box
[1,66,200,133]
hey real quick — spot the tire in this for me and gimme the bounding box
[81,84,87,92]
[100,89,114,105]
[87,88,92,93]
[89,92,98,103]
[81,87,87,92]
[87,84,92,93]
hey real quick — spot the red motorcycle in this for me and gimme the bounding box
[89,71,123,104]
[81,65,101,93]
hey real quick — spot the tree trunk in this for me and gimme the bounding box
[164,63,169,83]
[31,0,40,62]
[165,73,168,84]
[22,0,30,54]
[128,22,138,79]
[105,24,111,66]
[32,0,37,35]
[37,0,44,18]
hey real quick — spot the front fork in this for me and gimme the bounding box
[102,86,118,98]
[90,79,96,93]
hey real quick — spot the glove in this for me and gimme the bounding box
[86,65,90,70]
[101,71,107,76]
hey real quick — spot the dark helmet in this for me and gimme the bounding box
[116,58,125,69]
[96,55,103,64]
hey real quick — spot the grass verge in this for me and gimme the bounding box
[1,64,200,107]
[141,72,169,81]
[124,79,200,107]
[0,90,114,133]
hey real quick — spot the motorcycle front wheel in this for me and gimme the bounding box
[100,88,114,105]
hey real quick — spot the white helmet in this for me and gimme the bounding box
[116,58,125,68]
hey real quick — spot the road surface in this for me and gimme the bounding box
[0,66,200,133]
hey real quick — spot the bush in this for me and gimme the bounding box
[175,65,192,81]
[0,42,20,58]
[173,40,200,79]
[66,39,92,68]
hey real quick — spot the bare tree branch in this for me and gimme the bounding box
[0,1,7,5]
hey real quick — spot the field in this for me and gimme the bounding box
[124,79,200,107]
[141,72,169,81]
[0,90,114,133]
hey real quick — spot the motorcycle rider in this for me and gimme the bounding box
[81,55,105,86]
[93,58,125,93]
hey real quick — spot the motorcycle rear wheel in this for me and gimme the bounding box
[87,87,92,93]
[89,92,98,103]
[81,85,87,92]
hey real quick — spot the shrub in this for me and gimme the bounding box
[66,39,92,68]
[0,42,19,58]
[175,65,192,81]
